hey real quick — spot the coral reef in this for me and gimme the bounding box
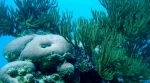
[58,62,75,77]
[3,34,73,71]
[59,0,150,82]
[0,0,150,83]
[3,35,35,62]
[0,61,35,83]
[0,0,62,37]
[1,34,76,83]
[3,34,73,61]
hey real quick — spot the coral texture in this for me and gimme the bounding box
[1,0,150,82]
[57,62,75,77]
[3,34,74,73]
[3,34,73,61]
[3,35,35,61]
[0,61,35,83]
[20,34,73,60]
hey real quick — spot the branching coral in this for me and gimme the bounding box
[14,0,61,36]
[93,31,150,81]
[0,0,16,36]
[93,31,126,81]
[0,0,62,37]
[59,14,103,55]
[117,55,150,82]
[93,0,150,82]
[59,0,150,82]
[99,0,150,55]
[1,0,150,82]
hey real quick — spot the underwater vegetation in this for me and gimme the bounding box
[0,0,150,83]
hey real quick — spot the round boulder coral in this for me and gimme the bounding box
[3,35,35,62]
[3,34,73,71]
[20,34,73,60]
[57,62,75,77]
[3,34,73,61]
[0,61,35,83]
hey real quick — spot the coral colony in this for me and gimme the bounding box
[0,0,150,83]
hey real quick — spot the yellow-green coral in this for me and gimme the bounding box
[59,0,150,82]
[93,31,126,80]
[93,32,150,81]
[0,0,62,37]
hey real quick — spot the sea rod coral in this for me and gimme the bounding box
[1,0,150,83]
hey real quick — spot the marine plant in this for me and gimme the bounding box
[59,0,150,82]
[0,0,61,37]
[0,0,150,83]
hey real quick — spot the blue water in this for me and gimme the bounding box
[1,1,150,83]
[0,0,106,68]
